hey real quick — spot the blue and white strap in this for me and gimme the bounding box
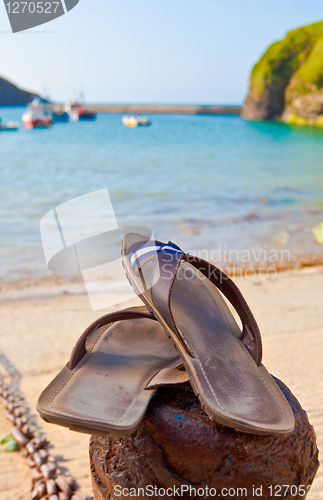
[129,241,185,275]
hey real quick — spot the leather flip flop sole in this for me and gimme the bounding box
[37,307,188,437]
[122,235,295,435]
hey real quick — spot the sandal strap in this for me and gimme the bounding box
[68,307,156,370]
[129,240,184,276]
[183,255,262,365]
[148,244,262,366]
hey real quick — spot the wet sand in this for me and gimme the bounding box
[0,266,322,499]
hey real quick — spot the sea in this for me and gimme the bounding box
[1,106,323,283]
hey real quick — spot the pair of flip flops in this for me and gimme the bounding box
[37,233,294,436]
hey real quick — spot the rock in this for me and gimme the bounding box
[242,20,323,124]
[90,378,319,500]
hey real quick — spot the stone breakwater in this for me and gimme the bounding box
[49,104,242,115]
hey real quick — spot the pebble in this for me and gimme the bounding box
[71,492,86,500]
[32,481,46,499]
[65,477,77,491]
[33,437,48,449]
[15,417,22,428]
[46,479,57,495]
[6,401,14,412]
[20,448,29,458]
[32,469,43,483]
[40,464,53,480]
[47,462,57,473]
[31,488,39,500]
[55,476,72,496]
[58,493,70,500]
[26,442,36,455]
[4,410,15,422]
[33,452,45,467]
[21,424,34,439]
[39,449,49,461]
[10,426,29,446]
[13,407,25,417]
[26,456,36,468]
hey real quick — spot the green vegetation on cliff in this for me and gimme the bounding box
[242,20,323,124]
[251,21,323,98]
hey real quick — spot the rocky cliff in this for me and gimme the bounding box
[242,21,323,126]
[0,76,37,105]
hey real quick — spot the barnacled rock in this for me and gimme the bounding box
[90,378,319,500]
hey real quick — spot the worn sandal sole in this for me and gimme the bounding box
[37,306,188,437]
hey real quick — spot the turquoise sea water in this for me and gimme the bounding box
[1,106,323,281]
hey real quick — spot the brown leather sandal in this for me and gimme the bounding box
[37,306,188,437]
[122,233,295,435]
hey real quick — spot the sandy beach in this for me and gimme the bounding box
[0,266,322,499]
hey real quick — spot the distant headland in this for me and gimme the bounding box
[242,20,323,127]
[0,76,38,106]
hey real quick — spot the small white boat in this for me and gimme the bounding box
[22,98,53,129]
[0,120,20,131]
[122,115,151,127]
[64,101,96,122]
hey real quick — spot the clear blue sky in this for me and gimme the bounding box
[0,0,322,104]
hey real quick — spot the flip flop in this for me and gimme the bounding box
[37,306,189,437]
[122,233,295,435]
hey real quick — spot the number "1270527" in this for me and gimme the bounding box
[5,2,60,14]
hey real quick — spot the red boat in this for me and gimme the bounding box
[64,101,96,121]
[22,98,53,129]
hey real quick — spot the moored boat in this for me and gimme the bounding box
[78,107,96,120]
[52,105,69,123]
[0,120,20,131]
[64,101,96,122]
[122,115,151,127]
[22,98,53,129]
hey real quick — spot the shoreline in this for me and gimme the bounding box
[1,252,323,301]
